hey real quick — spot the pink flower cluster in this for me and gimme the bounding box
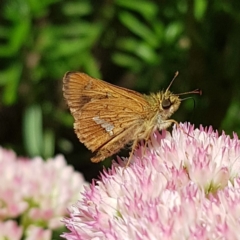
[0,148,87,240]
[63,123,240,240]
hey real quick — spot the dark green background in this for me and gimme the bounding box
[0,0,239,180]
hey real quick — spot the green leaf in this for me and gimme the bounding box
[23,105,43,157]
[42,129,55,158]
[0,19,30,57]
[116,38,158,63]
[118,11,159,47]
[3,0,29,21]
[0,63,22,105]
[47,39,91,58]
[62,2,92,16]
[112,52,142,72]
[194,0,207,20]
[82,54,101,79]
[46,23,103,59]
[164,22,184,44]
[116,0,157,20]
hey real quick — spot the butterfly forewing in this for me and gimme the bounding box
[63,72,150,162]
[78,99,145,148]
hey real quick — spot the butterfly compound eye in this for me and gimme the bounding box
[162,99,172,109]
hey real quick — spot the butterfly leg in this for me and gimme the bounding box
[166,119,193,138]
[125,138,139,168]
[165,119,179,127]
[165,118,192,136]
[143,129,154,155]
[125,131,154,168]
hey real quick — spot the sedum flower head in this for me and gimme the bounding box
[0,148,87,240]
[63,123,240,240]
[0,220,23,240]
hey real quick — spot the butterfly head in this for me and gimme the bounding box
[160,71,201,118]
[159,90,181,119]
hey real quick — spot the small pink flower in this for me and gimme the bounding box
[62,123,240,240]
[0,149,28,219]
[0,220,23,240]
[25,225,52,240]
[0,147,87,238]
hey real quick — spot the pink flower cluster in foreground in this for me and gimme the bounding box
[63,123,240,240]
[0,148,87,240]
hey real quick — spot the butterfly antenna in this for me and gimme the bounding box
[165,71,179,92]
[177,89,202,96]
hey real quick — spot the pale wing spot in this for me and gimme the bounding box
[101,122,114,132]
[84,80,93,90]
[106,92,112,97]
[92,116,104,125]
[93,116,114,136]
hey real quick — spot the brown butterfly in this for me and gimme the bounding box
[63,72,201,165]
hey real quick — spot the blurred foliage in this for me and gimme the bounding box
[0,0,240,181]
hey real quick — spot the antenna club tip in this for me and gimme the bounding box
[196,89,202,95]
